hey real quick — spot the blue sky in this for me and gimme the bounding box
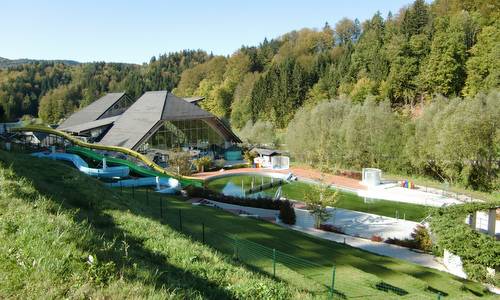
[1,0,413,64]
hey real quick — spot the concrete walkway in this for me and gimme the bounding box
[283,224,448,273]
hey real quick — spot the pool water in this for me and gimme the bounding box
[206,174,431,222]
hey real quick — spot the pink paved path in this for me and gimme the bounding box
[191,166,366,191]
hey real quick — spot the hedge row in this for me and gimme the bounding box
[185,186,296,224]
[430,202,500,285]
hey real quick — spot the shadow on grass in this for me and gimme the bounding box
[427,286,448,297]
[4,151,490,299]
[3,156,239,299]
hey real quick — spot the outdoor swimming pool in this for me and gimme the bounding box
[206,174,431,222]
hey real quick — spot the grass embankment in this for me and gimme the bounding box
[1,151,494,299]
[207,175,430,222]
[0,150,309,299]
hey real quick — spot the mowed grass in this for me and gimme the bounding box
[123,189,491,298]
[0,150,312,299]
[207,175,431,221]
[1,151,493,299]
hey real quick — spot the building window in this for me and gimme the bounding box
[146,119,225,151]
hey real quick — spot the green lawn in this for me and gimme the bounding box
[207,175,431,222]
[0,151,308,299]
[1,151,494,299]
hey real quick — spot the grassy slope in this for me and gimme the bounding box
[0,151,309,299]
[1,151,493,299]
[207,175,431,221]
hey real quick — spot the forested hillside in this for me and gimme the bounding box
[174,0,499,128]
[0,56,79,69]
[0,0,498,126]
[0,51,210,123]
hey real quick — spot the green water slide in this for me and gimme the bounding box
[11,126,203,187]
[68,146,202,187]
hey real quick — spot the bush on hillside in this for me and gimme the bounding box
[385,226,433,251]
[385,237,418,249]
[279,200,296,225]
[411,225,432,252]
[167,151,192,175]
[319,224,344,234]
[193,156,212,172]
[430,202,500,285]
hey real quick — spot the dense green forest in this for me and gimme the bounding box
[1,0,497,125]
[0,0,498,191]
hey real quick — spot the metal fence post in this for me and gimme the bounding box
[120,181,123,194]
[160,196,163,219]
[146,188,149,205]
[202,223,205,244]
[233,237,239,259]
[273,249,276,277]
[437,292,441,300]
[330,265,336,298]
[132,184,135,199]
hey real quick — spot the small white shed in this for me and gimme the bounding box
[361,168,382,187]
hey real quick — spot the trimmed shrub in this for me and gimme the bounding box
[319,224,344,234]
[186,185,276,209]
[193,156,212,172]
[186,186,296,224]
[411,225,432,252]
[385,238,417,249]
[279,200,296,225]
[385,226,432,250]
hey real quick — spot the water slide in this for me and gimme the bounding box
[31,151,130,178]
[67,146,165,178]
[12,125,203,187]
[107,177,180,194]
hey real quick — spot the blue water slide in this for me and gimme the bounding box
[107,176,180,194]
[31,151,130,178]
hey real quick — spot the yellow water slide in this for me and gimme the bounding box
[11,125,204,186]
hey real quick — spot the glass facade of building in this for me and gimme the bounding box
[146,119,225,150]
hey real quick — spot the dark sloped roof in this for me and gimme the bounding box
[98,91,166,149]
[98,91,241,149]
[59,116,119,134]
[163,93,213,120]
[58,92,126,129]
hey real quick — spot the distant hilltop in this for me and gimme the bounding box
[0,56,80,69]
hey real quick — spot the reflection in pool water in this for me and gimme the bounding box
[221,181,269,198]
